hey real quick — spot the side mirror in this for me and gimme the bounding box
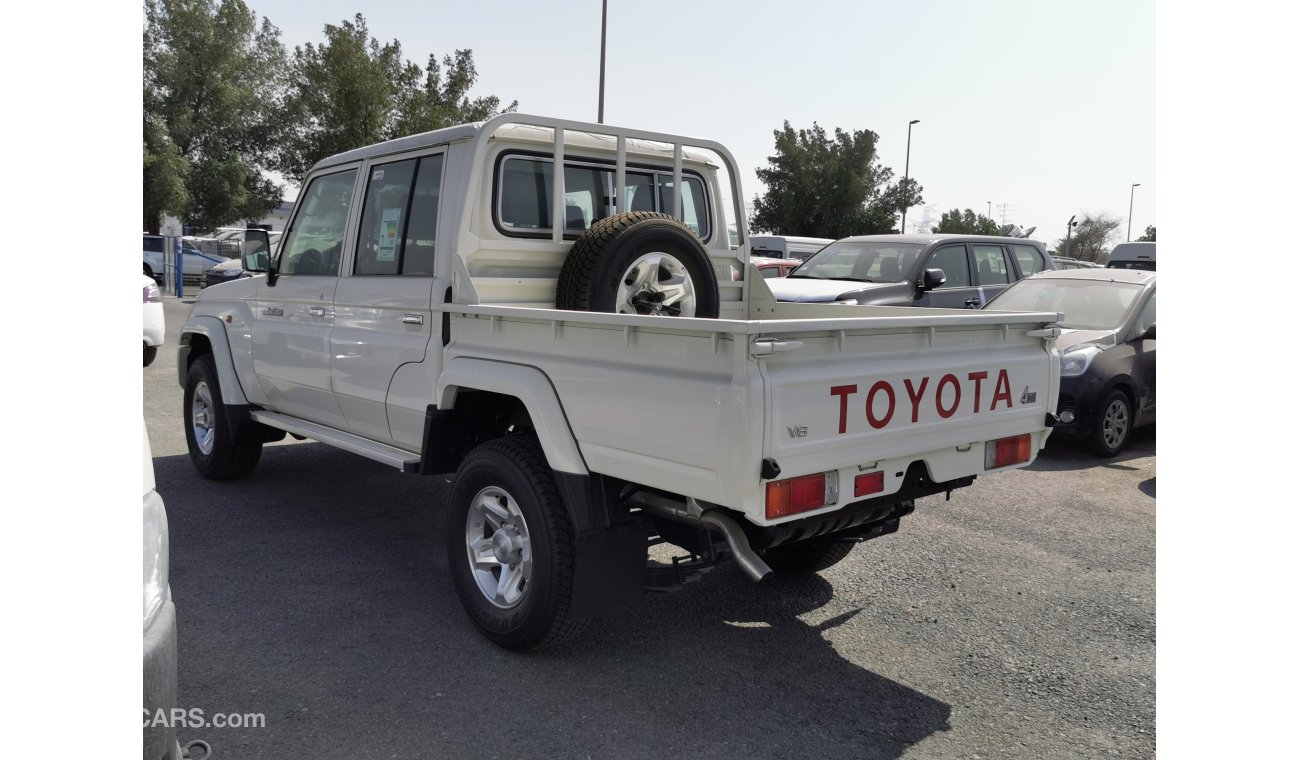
[241,229,277,285]
[919,268,947,292]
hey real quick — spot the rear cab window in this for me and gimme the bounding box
[354,154,444,276]
[495,154,711,241]
[1011,244,1046,276]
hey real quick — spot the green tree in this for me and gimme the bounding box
[1055,213,1122,263]
[1137,225,1156,242]
[750,122,922,239]
[143,0,288,232]
[280,14,517,183]
[931,208,1000,235]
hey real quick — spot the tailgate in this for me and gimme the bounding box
[760,320,1057,485]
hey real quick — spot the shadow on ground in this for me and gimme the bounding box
[157,443,951,759]
[1028,426,1155,473]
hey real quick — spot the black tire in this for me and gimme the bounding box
[556,211,720,318]
[143,344,158,367]
[763,541,856,575]
[183,354,262,479]
[144,265,162,287]
[445,436,586,651]
[1088,388,1133,457]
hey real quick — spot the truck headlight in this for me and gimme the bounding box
[1060,345,1103,377]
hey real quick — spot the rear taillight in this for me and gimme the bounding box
[144,283,161,303]
[985,434,1032,469]
[854,471,884,497]
[765,471,838,520]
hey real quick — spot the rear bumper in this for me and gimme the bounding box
[143,600,181,760]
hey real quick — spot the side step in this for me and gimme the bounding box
[250,410,421,472]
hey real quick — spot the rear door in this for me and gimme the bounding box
[970,243,1017,306]
[330,152,447,447]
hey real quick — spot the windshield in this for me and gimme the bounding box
[988,277,1144,330]
[789,241,923,282]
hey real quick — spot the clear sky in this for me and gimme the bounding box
[251,0,1156,247]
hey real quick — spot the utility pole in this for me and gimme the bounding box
[1065,215,1077,258]
[597,0,607,123]
[1127,182,1141,241]
[901,119,919,233]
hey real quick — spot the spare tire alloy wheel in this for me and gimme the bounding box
[556,211,720,318]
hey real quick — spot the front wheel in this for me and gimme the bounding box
[143,344,158,367]
[1088,389,1132,457]
[445,436,586,651]
[183,355,262,479]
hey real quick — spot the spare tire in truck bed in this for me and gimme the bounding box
[556,211,720,318]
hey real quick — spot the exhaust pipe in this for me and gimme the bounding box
[631,494,773,583]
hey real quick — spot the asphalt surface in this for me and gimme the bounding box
[146,296,1155,759]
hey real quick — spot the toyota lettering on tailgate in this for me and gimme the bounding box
[830,369,1015,434]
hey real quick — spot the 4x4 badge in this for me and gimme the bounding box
[1020,387,1037,404]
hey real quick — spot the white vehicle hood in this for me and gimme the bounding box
[765,277,889,303]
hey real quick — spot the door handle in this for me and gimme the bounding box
[965,297,982,308]
[308,306,329,317]
[402,314,424,325]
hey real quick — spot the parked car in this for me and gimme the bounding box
[751,256,799,278]
[766,234,1054,308]
[199,257,247,289]
[143,422,182,759]
[1106,241,1156,271]
[1052,256,1102,270]
[983,269,1155,456]
[143,276,164,367]
[144,234,224,285]
[749,234,833,262]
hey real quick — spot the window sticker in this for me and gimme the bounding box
[378,207,401,262]
[372,169,385,182]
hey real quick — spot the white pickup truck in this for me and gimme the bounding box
[178,114,1061,651]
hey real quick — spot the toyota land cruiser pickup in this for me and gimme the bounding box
[178,114,1061,651]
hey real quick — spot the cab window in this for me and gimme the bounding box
[354,154,444,276]
[279,169,358,276]
[928,245,970,288]
[973,244,1012,285]
[1011,244,1046,275]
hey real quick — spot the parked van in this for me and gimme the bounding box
[750,234,833,261]
[1106,242,1155,271]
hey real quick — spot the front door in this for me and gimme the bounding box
[251,167,360,428]
[917,243,982,308]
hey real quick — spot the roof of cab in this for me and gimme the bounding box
[310,116,721,175]
[832,233,1047,247]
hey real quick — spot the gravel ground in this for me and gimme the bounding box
[147,296,1155,759]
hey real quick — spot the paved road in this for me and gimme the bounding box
[147,296,1155,759]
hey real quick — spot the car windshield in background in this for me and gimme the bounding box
[789,241,924,282]
[990,278,1144,330]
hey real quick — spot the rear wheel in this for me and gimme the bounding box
[143,344,158,367]
[445,436,586,651]
[762,541,856,575]
[183,355,262,479]
[1088,389,1132,457]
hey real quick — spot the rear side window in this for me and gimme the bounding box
[1011,244,1046,276]
[354,154,444,276]
[928,245,970,288]
[280,169,358,276]
[973,244,1012,285]
[496,155,710,241]
[143,236,163,253]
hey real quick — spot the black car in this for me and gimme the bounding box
[765,234,1055,308]
[984,269,1156,456]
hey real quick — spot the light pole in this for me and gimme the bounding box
[1127,182,1141,241]
[1065,215,1078,259]
[987,201,992,219]
[597,0,608,123]
[899,119,919,233]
